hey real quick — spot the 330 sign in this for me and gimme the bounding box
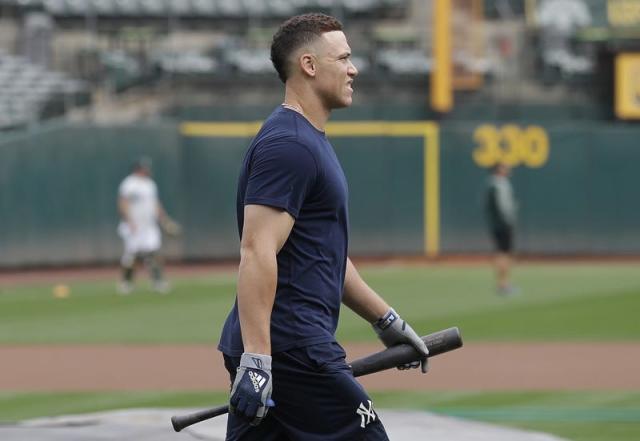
[472,124,550,168]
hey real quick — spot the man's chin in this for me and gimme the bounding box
[337,97,353,108]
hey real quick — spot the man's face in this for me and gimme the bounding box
[135,165,151,177]
[312,31,358,109]
[497,164,511,177]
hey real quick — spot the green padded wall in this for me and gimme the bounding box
[439,123,640,254]
[1,119,639,267]
[0,122,182,266]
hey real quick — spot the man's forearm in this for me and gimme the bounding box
[118,198,130,222]
[237,247,278,355]
[342,258,389,323]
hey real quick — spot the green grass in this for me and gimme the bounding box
[371,391,640,441]
[2,391,640,441]
[1,263,639,343]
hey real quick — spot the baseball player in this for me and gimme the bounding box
[117,157,180,295]
[218,13,429,440]
[486,162,519,295]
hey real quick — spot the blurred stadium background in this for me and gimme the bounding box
[2,0,640,265]
[1,1,640,440]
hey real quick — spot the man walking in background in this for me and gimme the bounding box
[117,157,180,295]
[218,12,430,441]
[486,162,519,295]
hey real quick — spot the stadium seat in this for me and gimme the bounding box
[225,48,273,74]
[168,0,191,16]
[217,0,244,17]
[154,50,219,74]
[192,0,218,17]
[376,48,431,74]
[29,0,406,17]
[0,52,89,130]
[138,0,167,17]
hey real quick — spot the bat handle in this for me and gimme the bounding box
[171,327,463,431]
[171,404,229,432]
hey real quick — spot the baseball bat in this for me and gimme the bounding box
[171,326,462,432]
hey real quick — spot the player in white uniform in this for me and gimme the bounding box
[117,157,177,294]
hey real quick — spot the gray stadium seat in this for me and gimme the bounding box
[240,0,267,16]
[343,0,379,13]
[168,0,191,15]
[33,0,404,17]
[0,51,88,129]
[192,0,218,16]
[264,0,295,16]
[138,0,167,16]
[90,0,116,16]
[155,50,219,74]
[217,0,244,17]
[43,0,66,15]
[376,48,431,74]
[226,48,273,74]
[114,0,140,15]
[65,0,88,15]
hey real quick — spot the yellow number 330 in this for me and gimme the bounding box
[472,124,549,168]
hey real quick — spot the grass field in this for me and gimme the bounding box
[1,262,639,440]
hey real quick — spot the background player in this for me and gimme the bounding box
[486,162,518,295]
[117,157,180,295]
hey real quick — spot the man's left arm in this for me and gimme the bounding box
[342,258,429,373]
[156,202,182,236]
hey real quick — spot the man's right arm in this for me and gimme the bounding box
[229,204,293,425]
[118,196,133,228]
[237,204,294,354]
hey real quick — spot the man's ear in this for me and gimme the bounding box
[299,53,316,77]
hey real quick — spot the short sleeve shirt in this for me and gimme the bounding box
[218,106,350,356]
[118,174,158,228]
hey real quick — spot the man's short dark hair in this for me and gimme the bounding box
[271,13,343,83]
[133,156,152,172]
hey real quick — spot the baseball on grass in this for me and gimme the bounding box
[53,284,70,299]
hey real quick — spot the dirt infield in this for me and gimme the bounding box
[2,342,639,391]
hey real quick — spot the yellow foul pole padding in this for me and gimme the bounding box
[431,0,453,113]
[423,124,440,257]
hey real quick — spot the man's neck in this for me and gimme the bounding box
[283,86,330,131]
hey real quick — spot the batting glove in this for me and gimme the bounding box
[229,352,275,426]
[373,308,430,373]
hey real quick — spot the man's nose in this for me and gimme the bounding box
[349,61,358,77]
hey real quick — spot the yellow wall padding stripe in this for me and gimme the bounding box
[180,121,440,257]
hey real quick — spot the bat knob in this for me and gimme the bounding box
[171,415,183,432]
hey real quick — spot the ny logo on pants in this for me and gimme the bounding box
[356,400,377,428]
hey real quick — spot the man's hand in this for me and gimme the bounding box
[372,308,430,373]
[160,217,182,236]
[229,353,275,426]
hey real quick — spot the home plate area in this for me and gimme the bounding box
[0,408,568,441]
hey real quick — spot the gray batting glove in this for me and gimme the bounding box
[229,352,275,426]
[372,308,430,373]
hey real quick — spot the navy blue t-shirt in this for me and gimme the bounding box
[218,106,350,357]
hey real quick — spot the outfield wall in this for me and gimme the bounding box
[0,120,638,266]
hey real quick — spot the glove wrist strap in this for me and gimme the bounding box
[373,308,398,331]
[240,352,272,370]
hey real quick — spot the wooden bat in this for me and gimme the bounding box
[171,327,463,432]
